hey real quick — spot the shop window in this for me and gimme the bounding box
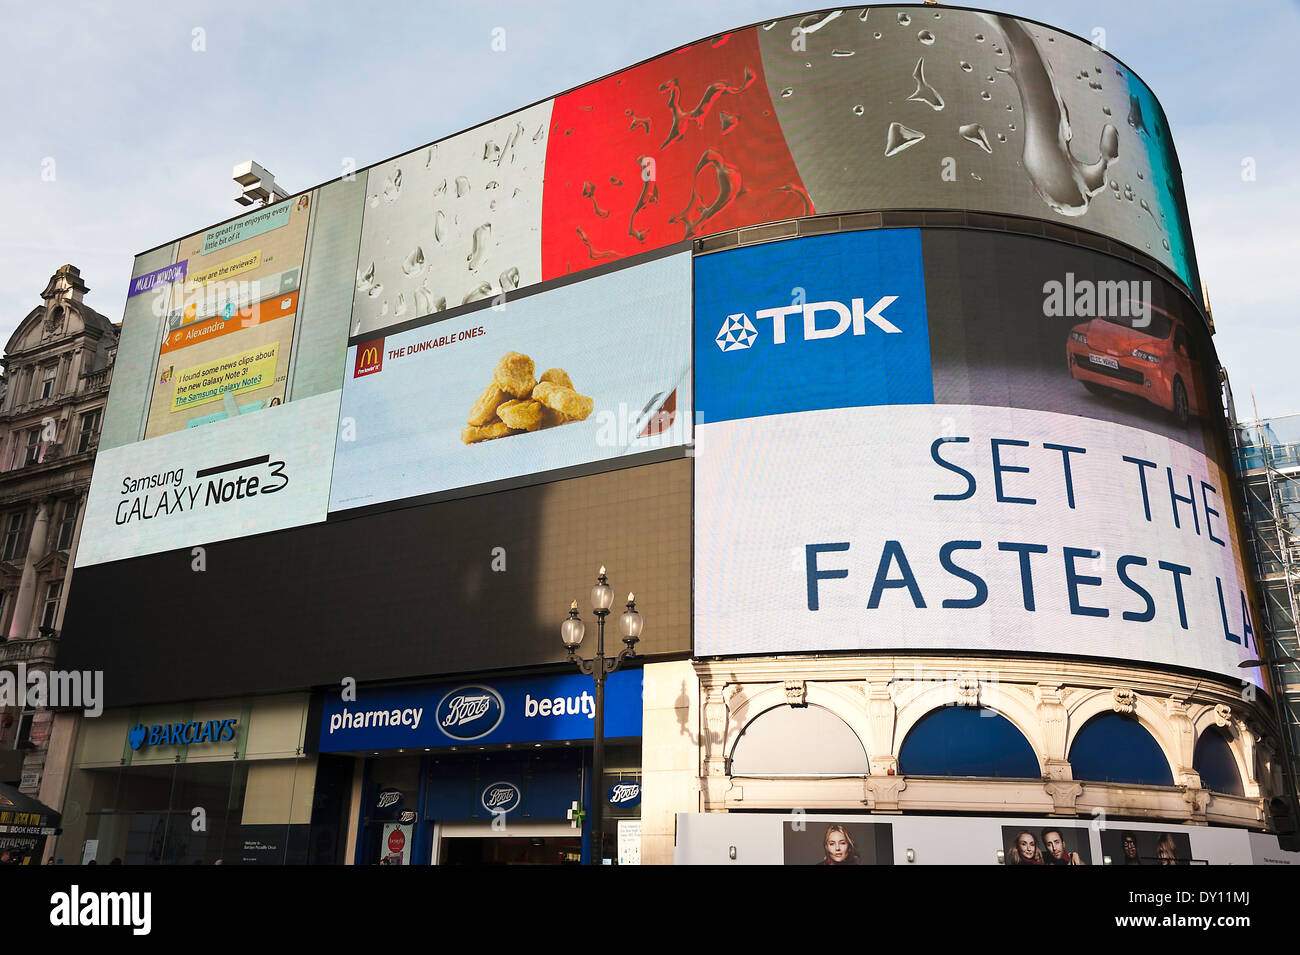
[61,758,319,866]
[1069,713,1174,786]
[729,704,869,776]
[898,706,1040,778]
[1193,726,1245,797]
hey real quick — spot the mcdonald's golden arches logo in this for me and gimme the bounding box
[354,338,385,378]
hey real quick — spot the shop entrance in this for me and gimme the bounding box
[439,836,582,865]
[433,821,583,865]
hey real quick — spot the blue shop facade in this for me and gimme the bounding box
[313,669,644,865]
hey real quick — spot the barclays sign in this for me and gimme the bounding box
[436,686,505,741]
[128,718,237,751]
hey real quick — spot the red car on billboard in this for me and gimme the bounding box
[1066,304,1203,426]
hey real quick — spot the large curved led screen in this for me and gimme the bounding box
[693,228,1257,686]
[348,5,1197,343]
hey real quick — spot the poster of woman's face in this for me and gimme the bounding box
[782,821,894,865]
[999,825,1092,865]
[1101,829,1193,865]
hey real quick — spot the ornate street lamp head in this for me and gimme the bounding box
[561,600,586,650]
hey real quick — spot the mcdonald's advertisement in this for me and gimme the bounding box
[329,252,691,514]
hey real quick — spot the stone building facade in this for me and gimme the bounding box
[0,265,116,794]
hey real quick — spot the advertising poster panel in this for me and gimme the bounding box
[1100,828,1193,866]
[331,251,691,513]
[75,180,365,567]
[1001,824,1094,865]
[782,821,895,866]
[693,229,1260,687]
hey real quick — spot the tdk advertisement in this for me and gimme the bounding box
[695,228,932,424]
[319,670,642,752]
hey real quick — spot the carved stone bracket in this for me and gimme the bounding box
[1182,787,1212,818]
[1214,703,1233,728]
[783,679,807,707]
[1111,687,1137,714]
[955,674,980,707]
[866,775,906,812]
[1044,780,1083,815]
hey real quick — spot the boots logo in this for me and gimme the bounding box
[607,781,642,806]
[436,685,505,740]
[716,296,902,352]
[481,781,521,814]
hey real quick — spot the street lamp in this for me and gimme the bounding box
[562,566,642,865]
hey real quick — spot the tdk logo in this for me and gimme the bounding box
[715,296,902,352]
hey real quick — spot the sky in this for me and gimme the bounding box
[2,0,1296,418]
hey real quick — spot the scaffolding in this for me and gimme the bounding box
[1230,410,1300,776]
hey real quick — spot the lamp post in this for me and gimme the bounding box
[561,566,642,865]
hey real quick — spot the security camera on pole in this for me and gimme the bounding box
[561,567,643,865]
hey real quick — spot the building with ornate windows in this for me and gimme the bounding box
[0,265,116,797]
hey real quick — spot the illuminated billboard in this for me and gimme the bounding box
[349,103,554,338]
[693,229,1258,686]
[146,198,311,437]
[349,7,1198,345]
[330,251,691,513]
[76,180,365,566]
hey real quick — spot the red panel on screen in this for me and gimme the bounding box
[541,29,810,278]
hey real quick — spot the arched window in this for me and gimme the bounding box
[1069,713,1174,786]
[898,706,1039,777]
[729,704,868,775]
[1193,726,1245,796]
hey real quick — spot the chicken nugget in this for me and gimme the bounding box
[466,382,508,426]
[497,399,543,432]
[539,368,574,390]
[493,351,536,398]
[532,380,594,421]
[539,406,568,429]
[461,421,518,444]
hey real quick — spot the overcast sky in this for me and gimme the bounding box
[2,0,1296,418]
